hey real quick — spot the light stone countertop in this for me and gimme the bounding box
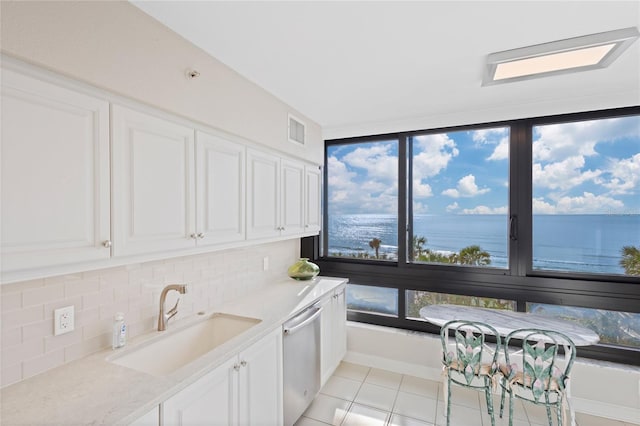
[0,276,348,425]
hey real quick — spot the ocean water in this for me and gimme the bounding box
[327,214,640,275]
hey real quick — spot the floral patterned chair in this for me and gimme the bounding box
[499,329,576,426]
[440,320,501,426]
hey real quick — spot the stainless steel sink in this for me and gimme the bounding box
[108,313,261,376]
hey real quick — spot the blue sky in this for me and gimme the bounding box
[328,116,639,215]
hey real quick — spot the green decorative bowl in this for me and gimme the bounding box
[287,258,320,280]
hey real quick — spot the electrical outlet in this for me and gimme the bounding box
[54,306,75,336]
[263,256,269,271]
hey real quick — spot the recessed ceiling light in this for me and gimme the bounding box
[482,27,639,86]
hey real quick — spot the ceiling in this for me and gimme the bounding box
[132,1,640,139]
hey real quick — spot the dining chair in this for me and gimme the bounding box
[499,329,576,426]
[440,320,501,426]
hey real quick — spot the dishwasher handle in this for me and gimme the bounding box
[283,305,322,335]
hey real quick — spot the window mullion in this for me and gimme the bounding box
[398,135,409,266]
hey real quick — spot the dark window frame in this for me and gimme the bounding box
[303,106,640,366]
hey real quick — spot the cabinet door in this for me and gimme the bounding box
[280,159,305,236]
[319,293,334,386]
[196,131,246,245]
[238,328,283,426]
[304,165,322,234]
[320,286,348,386]
[246,149,280,240]
[1,70,111,273]
[333,286,348,364]
[111,105,196,256]
[163,357,237,426]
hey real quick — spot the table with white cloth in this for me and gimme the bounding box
[420,304,600,426]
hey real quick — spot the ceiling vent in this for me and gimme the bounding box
[288,114,306,145]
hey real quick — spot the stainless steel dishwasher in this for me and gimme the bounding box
[283,303,323,426]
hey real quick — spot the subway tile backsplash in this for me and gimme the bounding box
[1,239,299,388]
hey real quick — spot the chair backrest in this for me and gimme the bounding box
[440,319,501,385]
[503,328,576,402]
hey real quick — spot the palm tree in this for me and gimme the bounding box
[369,238,382,259]
[620,246,640,275]
[412,235,427,260]
[458,245,491,266]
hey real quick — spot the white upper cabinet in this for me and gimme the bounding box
[247,149,315,240]
[1,70,111,274]
[246,148,281,240]
[111,105,196,257]
[196,131,246,245]
[280,159,305,237]
[305,165,322,234]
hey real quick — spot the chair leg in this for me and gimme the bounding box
[545,394,553,426]
[484,380,495,426]
[508,392,514,426]
[446,376,452,426]
[557,399,563,426]
[499,382,505,418]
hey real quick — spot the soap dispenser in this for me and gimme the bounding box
[112,312,127,349]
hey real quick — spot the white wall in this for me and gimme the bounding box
[345,322,640,424]
[0,0,323,164]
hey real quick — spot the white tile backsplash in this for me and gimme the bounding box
[0,239,299,387]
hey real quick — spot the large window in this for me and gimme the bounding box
[327,139,398,260]
[410,128,509,268]
[313,107,640,365]
[532,116,640,276]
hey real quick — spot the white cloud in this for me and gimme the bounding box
[533,156,601,191]
[327,155,356,189]
[532,198,557,214]
[327,145,399,214]
[533,192,624,214]
[532,116,639,163]
[413,202,429,213]
[446,202,459,212]
[471,128,509,144]
[413,134,458,179]
[599,153,640,195]
[462,205,508,214]
[342,144,397,182]
[442,174,490,198]
[413,179,433,198]
[487,136,509,161]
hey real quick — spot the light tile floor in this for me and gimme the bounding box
[295,361,638,426]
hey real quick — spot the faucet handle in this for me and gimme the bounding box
[167,298,181,320]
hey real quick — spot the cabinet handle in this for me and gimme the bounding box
[233,363,241,371]
[240,360,247,367]
[102,240,112,248]
[197,233,205,239]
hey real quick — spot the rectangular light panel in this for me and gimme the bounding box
[483,27,639,86]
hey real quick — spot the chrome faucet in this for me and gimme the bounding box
[158,284,188,331]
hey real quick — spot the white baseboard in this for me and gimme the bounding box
[344,351,442,381]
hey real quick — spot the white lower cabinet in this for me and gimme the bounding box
[162,328,282,426]
[320,284,347,386]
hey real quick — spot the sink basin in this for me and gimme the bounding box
[109,313,261,376]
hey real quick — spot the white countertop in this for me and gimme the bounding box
[0,276,347,425]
